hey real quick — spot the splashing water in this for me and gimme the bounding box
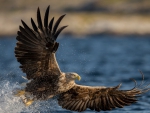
[0,81,23,113]
[0,80,60,113]
[1,36,150,113]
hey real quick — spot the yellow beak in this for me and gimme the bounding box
[76,75,81,81]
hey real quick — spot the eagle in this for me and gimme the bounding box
[15,5,150,112]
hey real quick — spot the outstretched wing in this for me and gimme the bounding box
[58,79,149,112]
[15,6,67,79]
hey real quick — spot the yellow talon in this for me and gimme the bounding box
[15,90,25,96]
[14,89,34,106]
[25,99,34,106]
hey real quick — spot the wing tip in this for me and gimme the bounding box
[54,25,68,40]
[47,5,50,10]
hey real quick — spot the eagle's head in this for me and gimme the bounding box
[65,72,81,81]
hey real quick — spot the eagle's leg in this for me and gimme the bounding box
[15,89,25,96]
[25,99,34,106]
[21,96,34,106]
[14,89,34,106]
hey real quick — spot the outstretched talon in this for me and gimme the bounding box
[15,90,25,96]
[20,95,34,106]
[24,99,34,106]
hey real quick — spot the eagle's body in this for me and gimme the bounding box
[25,72,75,100]
[15,5,150,112]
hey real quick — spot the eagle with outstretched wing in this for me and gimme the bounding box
[15,6,150,112]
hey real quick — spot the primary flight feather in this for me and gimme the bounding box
[15,6,150,112]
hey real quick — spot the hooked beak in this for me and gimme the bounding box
[76,75,81,81]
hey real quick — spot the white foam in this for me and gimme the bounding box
[0,81,24,113]
[0,80,60,113]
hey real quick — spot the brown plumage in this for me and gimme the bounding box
[14,5,150,112]
[58,80,149,112]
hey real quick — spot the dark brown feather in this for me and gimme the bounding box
[82,99,89,111]
[44,5,50,29]
[49,17,54,32]
[75,100,83,111]
[18,27,42,45]
[21,20,37,40]
[54,26,68,40]
[31,18,38,32]
[70,100,80,111]
[52,14,66,35]
[67,101,76,110]
[15,6,67,80]
[58,79,150,112]
[37,7,43,31]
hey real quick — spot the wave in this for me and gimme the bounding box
[0,80,60,113]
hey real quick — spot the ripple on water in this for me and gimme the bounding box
[1,36,150,112]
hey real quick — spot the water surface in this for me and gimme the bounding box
[0,35,150,113]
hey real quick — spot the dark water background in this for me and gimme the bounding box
[0,35,150,113]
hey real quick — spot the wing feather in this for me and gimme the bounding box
[113,96,123,108]
[49,17,54,32]
[44,5,50,29]
[52,14,66,36]
[37,7,43,31]
[105,94,112,110]
[107,95,116,108]
[16,35,37,47]
[75,100,83,111]
[82,99,89,111]
[58,78,150,112]
[79,102,85,112]
[70,100,80,111]
[31,18,38,32]
[15,6,67,79]
[89,100,94,110]
[94,99,101,111]
[54,26,68,39]
[64,101,73,109]
[19,26,41,45]
[21,20,37,40]
[67,101,76,110]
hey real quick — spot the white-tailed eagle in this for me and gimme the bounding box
[15,6,150,112]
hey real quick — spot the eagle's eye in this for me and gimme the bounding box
[72,73,81,81]
[71,74,77,78]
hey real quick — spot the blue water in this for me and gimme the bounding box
[0,35,150,113]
